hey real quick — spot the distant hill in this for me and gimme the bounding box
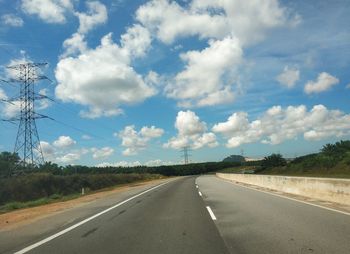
[222,155,245,163]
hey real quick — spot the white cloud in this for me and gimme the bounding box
[97,159,178,167]
[39,137,89,164]
[97,161,142,167]
[91,147,114,159]
[136,0,299,108]
[165,37,241,107]
[53,135,76,148]
[40,141,55,157]
[1,14,24,27]
[82,134,91,140]
[75,1,107,34]
[346,83,350,89]
[61,1,107,57]
[121,24,152,58]
[174,110,206,136]
[37,89,51,110]
[212,112,249,135]
[56,152,81,164]
[117,125,164,156]
[62,33,88,57]
[140,126,164,138]
[144,159,175,166]
[213,104,350,147]
[164,110,218,149]
[304,72,339,94]
[192,132,218,149]
[2,101,20,119]
[136,0,299,45]
[276,66,300,88]
[21,0,74,24]
[55,33,157,118]
[136,0,227,44]
[0,88,7,100]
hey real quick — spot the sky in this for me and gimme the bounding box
[0,0,349,167]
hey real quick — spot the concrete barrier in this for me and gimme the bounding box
[216,173,350,206]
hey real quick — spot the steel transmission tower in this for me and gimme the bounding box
[181,146,191,164]
[4,62,49,170]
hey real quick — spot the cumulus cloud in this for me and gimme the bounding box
[0,89,20,118]
[121,24,152,58]
[40,137,85,164]
[346,83,350,89]
[1,14,24,27]
[62,33,88,57]
[40,141,55,157]
[61,1,107,57]
[136,0,298,45]
[213,104,350,148]
[53,135,76,148]
[1,101,20,119]
[136,0,299,108]
[97,161,142,168]
[276,66,300,88]
[37,89,52,110]
[75,1,107,34]
[164,110,218,149]
[165,37,241,107]
[117,125,164,156]
[304,72,339,94]
[21,0,74,24]
[91,147,114,159]
[55,153,81,164]
[97,159,178,167]
[55,33,156,118]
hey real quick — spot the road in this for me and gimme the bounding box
[1,175,350,254]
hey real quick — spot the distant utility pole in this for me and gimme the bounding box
[181,146,191,164]
[2,62,50,173]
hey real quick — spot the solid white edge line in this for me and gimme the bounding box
[221,179,350,216]
[198,191,202,197]
[206,206,217,220]
[14,181,170,254]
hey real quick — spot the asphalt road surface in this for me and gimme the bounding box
[2,175,350,254]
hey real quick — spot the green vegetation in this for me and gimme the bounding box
[257,140,350,178]
[0,173,162,210]
[222,155,245,163]
[219,166,256,174]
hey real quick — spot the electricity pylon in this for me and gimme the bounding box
[3,62,50,172]
[181,146,191,164]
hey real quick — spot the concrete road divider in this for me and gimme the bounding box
[216,173,350,206]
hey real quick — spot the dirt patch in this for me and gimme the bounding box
[0,178,168,231]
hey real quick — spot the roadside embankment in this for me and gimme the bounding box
[216,173,350,206]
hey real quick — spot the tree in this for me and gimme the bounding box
[0,152,20,177]
[261,154,287,168]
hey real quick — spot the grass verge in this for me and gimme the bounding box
[0,175,165,214]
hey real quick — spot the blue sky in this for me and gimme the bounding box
[0,0,349,166]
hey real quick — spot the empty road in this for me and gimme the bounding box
[1,175,349,254]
